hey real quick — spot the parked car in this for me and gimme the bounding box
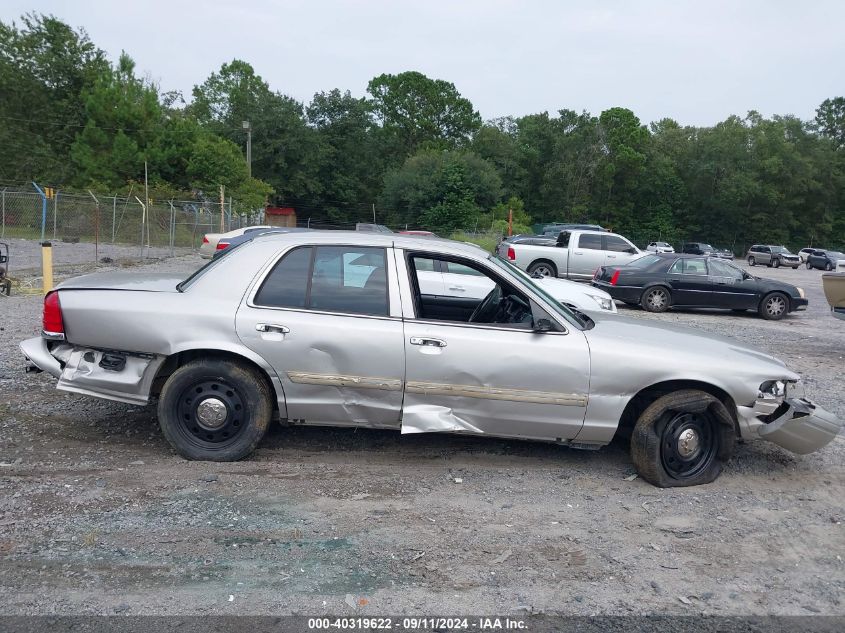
[541,223,607,237]
[200,225,271,258]
[497,229,642,281]
[681,242,716,256]
[355,223,393,234]
[712,248,735,260]
[398,230,437,237]
[414,256,617,313]
[746,245,800,269]
[20,232,841,487]
[645,241,675,254]
[592,253,807,320]
[798,248,820,263]
[806,250,845,271]
[213,227,312,257]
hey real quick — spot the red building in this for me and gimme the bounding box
[265,206,297,228]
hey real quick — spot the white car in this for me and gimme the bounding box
[416,258,616,313]
[646,241,675,253]
[200,226,272,258]
[798,247,818,263]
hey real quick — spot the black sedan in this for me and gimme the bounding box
[592,254,808,320]
[806,250,845,271]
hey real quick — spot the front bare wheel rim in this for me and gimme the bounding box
[766,295,786,317]
[661,411,717,479]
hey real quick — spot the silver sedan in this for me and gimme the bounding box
[20,232,842,487]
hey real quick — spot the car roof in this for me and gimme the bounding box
[250,229,489,257]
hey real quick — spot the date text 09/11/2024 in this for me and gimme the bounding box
[306,617,528,630]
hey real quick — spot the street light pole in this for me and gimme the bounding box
[242,120,252,179]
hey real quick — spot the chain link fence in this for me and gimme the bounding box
[0,185,263,275]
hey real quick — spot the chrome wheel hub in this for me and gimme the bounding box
[677,428,700,458]
[767,297,785,315]
[196,397,228,429]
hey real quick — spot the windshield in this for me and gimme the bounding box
[771,246,790,254]
[489,255,585,330]
[700,244,714,250]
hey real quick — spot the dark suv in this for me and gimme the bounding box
[746,245,800,269]
[681,242,715,256]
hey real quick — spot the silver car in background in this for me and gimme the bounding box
[645,241,675,253]
[21,232,842,487]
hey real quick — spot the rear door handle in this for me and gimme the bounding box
[256,323,290,334]
[607,255,616,259]
[410,337,447,348]
[574,251,583,255]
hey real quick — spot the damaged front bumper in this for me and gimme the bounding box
[20,336,164,406]
[739,393,843,455]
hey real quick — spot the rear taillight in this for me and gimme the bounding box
[610,270,620,285]
[202,236,209,244]
[43,291,65,340]
[507,246,515,260]
[216,242,229,250]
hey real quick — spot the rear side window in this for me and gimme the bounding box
[604,235,632,252]
[578,234,602,250]
[445,261,484,276]
[255,246,389,316]
[254,246,312,308]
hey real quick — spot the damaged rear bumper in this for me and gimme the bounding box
[740,396,843,454]
[20,336,164,406]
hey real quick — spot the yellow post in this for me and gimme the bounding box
[41,241,53,295]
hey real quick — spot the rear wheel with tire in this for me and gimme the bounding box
[158,358,273,461]
[759,292,788,320]
[630,389,736,487]
[641,286,671,313]
[527,260,557,278]
[747,256,756,266]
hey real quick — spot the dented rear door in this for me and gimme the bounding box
[235,244,405,428]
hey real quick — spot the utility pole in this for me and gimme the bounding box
[219,185,225,232]
[372,203,376,224]
[144,161,150,248]
[242,121,252,178]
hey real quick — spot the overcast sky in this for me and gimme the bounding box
[6,1,844,126]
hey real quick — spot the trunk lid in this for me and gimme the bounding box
[56,272,183,292]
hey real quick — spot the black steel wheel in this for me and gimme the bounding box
[641,286,671,312]
[659,411,717,480]
[630,389,735,487]
[158,358,273,461]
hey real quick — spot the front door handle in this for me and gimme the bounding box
[607,254,616,259]
[410,337,447,348]
[574,251,583,255]
[448,286,466,292]
[256,323,290,334]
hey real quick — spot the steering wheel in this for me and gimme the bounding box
[468,285,502,323]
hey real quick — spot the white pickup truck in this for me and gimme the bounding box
[496,229,642,281]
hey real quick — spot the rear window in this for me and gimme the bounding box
[628,255,665,269]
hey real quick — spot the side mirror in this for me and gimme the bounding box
[626,247,638,254]
[534,318,554,333]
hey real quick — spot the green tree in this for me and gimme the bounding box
[0,13,108,181]
[815,97,845,149]
[367,71,481,160]
[380,150,502,233]
[70,52,162,189]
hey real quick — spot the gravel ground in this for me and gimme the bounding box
[0,255,843,617]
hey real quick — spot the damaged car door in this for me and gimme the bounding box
[235,244,405,428]
[398,250,591,441]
